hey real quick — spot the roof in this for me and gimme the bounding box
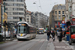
[17,21,34,27]
[26,11,31,14]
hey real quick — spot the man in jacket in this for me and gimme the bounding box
[51,30,55,41]
[47,30,51,41]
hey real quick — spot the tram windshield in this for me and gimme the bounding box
[18,23,27,33]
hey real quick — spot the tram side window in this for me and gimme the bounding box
[29,27,36,33]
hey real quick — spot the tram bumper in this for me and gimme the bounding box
[17,34,31,39]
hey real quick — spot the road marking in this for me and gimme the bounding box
[40,39,46,42]
[30,39,47,42]
[55,46,73,49]
[46,42,55,50]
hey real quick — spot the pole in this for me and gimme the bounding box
[1,5,3,32]
[4,2,6,41]
[4,26,6,41]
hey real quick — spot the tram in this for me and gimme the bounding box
[17,21,36,40]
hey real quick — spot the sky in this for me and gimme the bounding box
[26,0,65,16]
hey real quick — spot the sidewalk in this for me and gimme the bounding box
[49,36,73,50]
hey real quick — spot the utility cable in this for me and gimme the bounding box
[39,0,43,12]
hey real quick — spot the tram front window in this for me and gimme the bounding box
[18,26,27,33]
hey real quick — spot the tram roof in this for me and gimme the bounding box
[17,21,34,27]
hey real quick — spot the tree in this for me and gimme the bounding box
[39,18,47,28]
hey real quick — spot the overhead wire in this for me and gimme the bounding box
[33,0,39,11]
[39,0,44,12]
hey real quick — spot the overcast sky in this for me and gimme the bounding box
[26,0,65,16]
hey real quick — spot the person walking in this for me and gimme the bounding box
[58,30,62,42]
[47,30,51,41]
[51,30,55,41]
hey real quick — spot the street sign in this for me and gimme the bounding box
[46,28,47,30]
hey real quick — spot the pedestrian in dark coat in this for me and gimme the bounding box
[47,30,51,41]
[58,30,62,42]
[51,30,55,41]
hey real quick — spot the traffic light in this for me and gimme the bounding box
[19,18,22,21]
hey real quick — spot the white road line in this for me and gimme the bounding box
[55,46,73,49]
[31,39,47,42]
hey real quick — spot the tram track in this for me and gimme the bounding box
[27,36,46,50]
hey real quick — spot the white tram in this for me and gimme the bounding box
[17,21,36,40]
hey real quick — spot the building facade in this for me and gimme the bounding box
[31,12,36,26]
[26,11,31,24]
[35,12,48,28]
[3,0,26,23]
[26,11,48,28]
[0,0,3,23]
[49,4,66,29]
[65,0,72,21]
[0,5,1,23]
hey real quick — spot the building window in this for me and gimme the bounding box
[18,0,24,2]
[13,12,18,15]
[19,13,24,15]
[27,21,29,23]
[59,16,61,19]
[13,17,18,19]
[55,11,57,14]
[8,12,12,15]
[19,8,23,11]
[27,18,29,20]
[13,4,18,6]
[13,0,17,1]
[8,17,13,19]
[5,8,8,10]
[62,11,64,14]
[59,11,61,14]
[55,16,57,19]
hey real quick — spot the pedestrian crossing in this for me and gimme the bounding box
[30,39,48,42]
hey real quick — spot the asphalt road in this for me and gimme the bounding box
[0,34,51,50]
[0,34,75,50]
